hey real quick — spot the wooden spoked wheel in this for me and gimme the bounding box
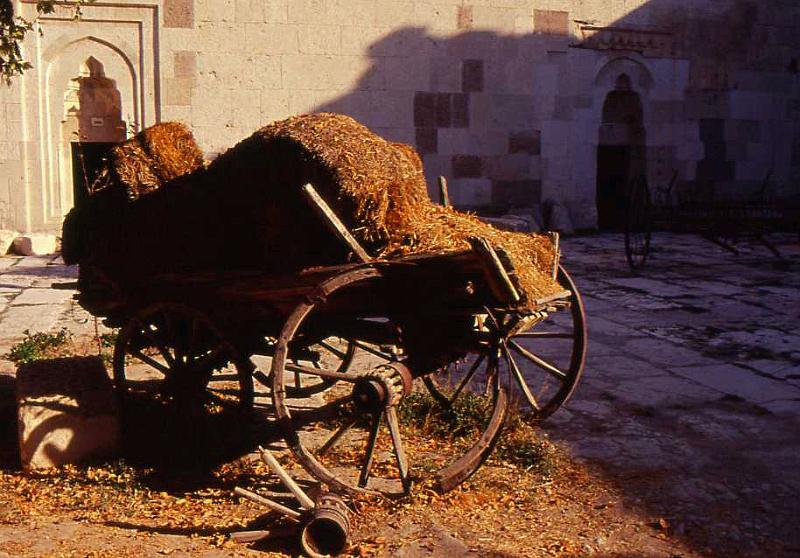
[252,337,356,399]
[113,303,254,415]
[271,267,508,496]
[625,176,652,270]
[425,265,587,421]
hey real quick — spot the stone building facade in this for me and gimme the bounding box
[1,0,798,234]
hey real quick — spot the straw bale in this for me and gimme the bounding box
[65,113,560,306]
[240,113,560,303]
[93,122,204,199]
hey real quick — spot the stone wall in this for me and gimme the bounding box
[1,0,798,232]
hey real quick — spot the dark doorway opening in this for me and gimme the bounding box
[596,75,646,230]
[71,142,115,209]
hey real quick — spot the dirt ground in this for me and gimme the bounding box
[1,232,798,557]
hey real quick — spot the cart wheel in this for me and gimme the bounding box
[625,176,652,270]
[425,264,586,421]
[113,303,254,414]
[271,267,509,496]
[252,337,356,399]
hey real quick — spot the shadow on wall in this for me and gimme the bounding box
[315,26,580,226]
[310,0,797,229]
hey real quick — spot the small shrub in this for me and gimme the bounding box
[98,331,118,349]
[398,389,556,474]
[6,328,73,364]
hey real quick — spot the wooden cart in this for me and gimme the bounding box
[76,185,587,496]
[625,171,797,270]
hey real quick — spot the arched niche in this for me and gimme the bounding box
[62,56,128,209]
[594,56,654,91]
[594,60,651,230]
[42,37,138,219]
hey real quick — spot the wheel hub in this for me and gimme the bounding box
[352,363,412,413]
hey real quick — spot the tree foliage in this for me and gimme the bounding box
[1,1,92,85]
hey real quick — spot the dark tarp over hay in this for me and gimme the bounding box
[63,113,560,305]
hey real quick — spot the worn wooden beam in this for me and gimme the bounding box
[233,486,302,521]
[468,237,521,304]
[301,183,371,264]
[547,231,560,279]
[437,176,451,207]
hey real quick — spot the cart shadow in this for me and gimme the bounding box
[104,518,305,556]
[117,393,282,475]
[0,374,20,470]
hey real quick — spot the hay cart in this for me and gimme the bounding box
[66,114,586,497]
[74,182,586,497]
[624,170,795,270]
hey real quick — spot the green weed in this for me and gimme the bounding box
[398,389,556,474]
[6,328,73,364]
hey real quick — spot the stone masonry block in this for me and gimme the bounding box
[457,5,474,30]
[490,95,536,131]
[17,357,119,470]
[12,234,57,256]
[452,155,482,178]
[462,59,484,93]
[492,180,542,207]
[452,93,469,128]
[485,154,531,180]
[430,58,461,92]
[165,77,193,106]
[450,178,491,207]
[726,120,761,143]
[436,93,451,127]
[699,118,725,143]
[415,127,438,154]
[685,91,730,120]
[509,130,541,155]
[196,0,234,23]
[164,0,194,28]
[245,23,299,54]
[287,0,327,24]
[173,51,197,77]
[298,25,341,55]
[534,10,569,36]
[703,142,727,161]
[414,92,437,127]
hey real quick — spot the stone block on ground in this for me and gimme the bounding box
[545,202,575,233]
[12,234,58,256]
[480,215,531,232]
[0,230,18,255]
[17,357,119,470]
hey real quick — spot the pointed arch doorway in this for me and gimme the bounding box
[62,56,127,208]
[596,74,646,230]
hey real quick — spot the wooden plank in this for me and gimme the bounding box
[233,487,302,520]
[532,289,572,307]
[302,183,371,264]
[547,231,560,279]
[468,237,521,304]
[437,176,451,207]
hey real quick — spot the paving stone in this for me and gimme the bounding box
[759,399,800,416]
[610,374,723,407]
[670,364,799,405]
[604,277,696,298]
[10,288,74,306]
[0,255,20,269]
[623,338,715,367]
[584,353,664,378]
[0,305,63,348]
